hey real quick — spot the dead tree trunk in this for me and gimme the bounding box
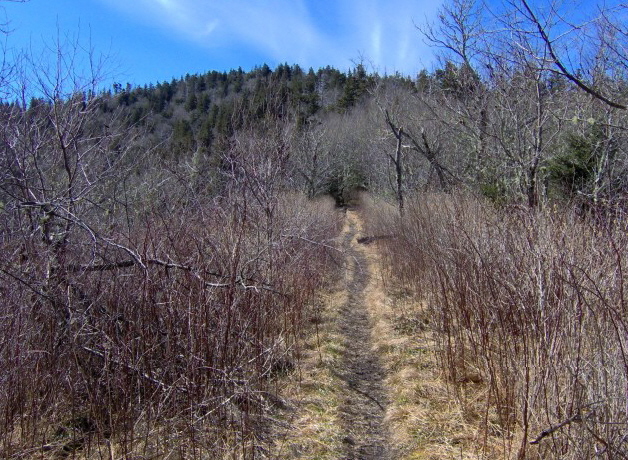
[384,110,404,215]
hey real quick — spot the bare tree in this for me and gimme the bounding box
[517,0,627,110]
[0,32,139,277]
[291,120,337,199]
[383,109,405,214]
[484,18,565,207]
[414,0,493,187]
[377,82,459,208]
[418,0,484,67]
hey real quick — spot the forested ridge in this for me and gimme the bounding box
[2,0,628,458]
[29,52,627,211]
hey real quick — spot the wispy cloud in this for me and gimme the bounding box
[98,0,442,75]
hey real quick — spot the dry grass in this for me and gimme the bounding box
[357,197,504,459]
[271,288,347,459]
[363,193,628,459]
[269,218,351,459]
[274,199,520,459]
[275,198,501,459]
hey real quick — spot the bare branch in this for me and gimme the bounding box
[520,0,626,110]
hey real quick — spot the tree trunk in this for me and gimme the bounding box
[395,127,404,215]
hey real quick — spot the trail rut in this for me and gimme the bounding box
[336,211,392,460]
[271,210,394,459]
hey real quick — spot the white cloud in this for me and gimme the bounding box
[155,0,175,9]
[371,22,382,66]
[98,0,442,75]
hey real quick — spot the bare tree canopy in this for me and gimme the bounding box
[519,0,627,109]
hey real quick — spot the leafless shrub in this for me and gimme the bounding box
[365,193,628,459]
[0,27,344,456]
[0,92,342,457]
[0,191,341,458]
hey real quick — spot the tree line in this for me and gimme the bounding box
[1,0,627,456]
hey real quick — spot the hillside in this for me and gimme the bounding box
[1,0,628,458]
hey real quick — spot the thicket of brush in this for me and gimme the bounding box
[0,108,343,457]
[365,194,628,459]
[0,192,341,458]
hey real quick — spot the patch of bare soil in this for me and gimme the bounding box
[336,212,393,459]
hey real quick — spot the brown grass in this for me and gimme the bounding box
[357,196,502,459]
[269,215,352,459]
[271,288,347,459]
[363,193,628,459]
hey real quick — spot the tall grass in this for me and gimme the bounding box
[365,194,628,459]
[0,192,342,458]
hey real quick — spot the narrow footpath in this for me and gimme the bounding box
[272,204,498,459]
[272,209,395,459]
[336,211,391,459]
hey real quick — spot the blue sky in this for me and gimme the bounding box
[2,0,444,87]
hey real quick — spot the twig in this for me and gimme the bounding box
[63,257,288,295]
[530,405,597,444]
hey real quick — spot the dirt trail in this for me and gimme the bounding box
[273,203,487,459]
[271,209,395,459]
[335,210,392,460]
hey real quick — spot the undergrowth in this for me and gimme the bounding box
[363,193,628,459]
[0,193,342,458]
